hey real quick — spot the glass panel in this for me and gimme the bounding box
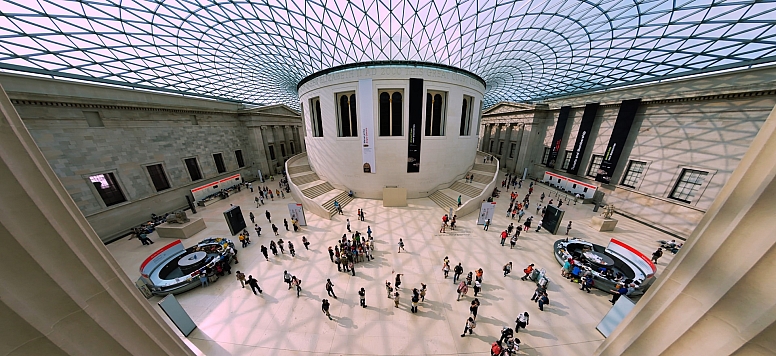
[391,92,402,136]
[379,92,390,136]
[432,93,443,136]
[315,100,323,137]
[460,98,469,136]
[339,95,350,137]
[90,172,126,206]
[425,93,432,136]
[349,94,358,136]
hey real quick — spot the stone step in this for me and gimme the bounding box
[288,165,312,175]
[301,182,334,199]
[472,163,497,173]
[323,191,354,217]
[467,171,493,184]
[429,191,457,210]
[450,181,483,197]
[291,172,319,185]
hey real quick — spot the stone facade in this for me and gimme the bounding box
[480,65,776,237]
[0,73,302,242]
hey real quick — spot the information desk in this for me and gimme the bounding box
[584,251,614,267]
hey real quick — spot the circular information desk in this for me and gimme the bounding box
[178,251,207,274]
[584,251,614,267]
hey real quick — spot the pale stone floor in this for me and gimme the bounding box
[107,176,675,355]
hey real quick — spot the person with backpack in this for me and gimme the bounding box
[358,287,367,308]
[453,263,464,283]
[302,236,310,250]
[499,326,514,344]
[580,275,594,293]
[460,317,476,337]
[321,299,332,320]
[537,292,550,311]
[521,264,535,281]
[325,278,337,298]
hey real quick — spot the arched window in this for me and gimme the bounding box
[460,95,473,136]
[379,90,403,136]
[336,92,357,137]
[309,97,323,137]
[425,90,446,136]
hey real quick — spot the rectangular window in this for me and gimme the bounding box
[184,157,203,181]
[309,97,323,137]
[268,145,276,160]
[213,153,226,173]
[89,172,126,206]
[460,95,474,136]
[190,114,198,125]
[489,140,494,152]
[562,150,573,170]
[379,90,403,136]
[669,169,708,203]
[425,90,447,136]
[235,150,245,168]
[587,155,603,178]
[509,143,516,158]
[84,111,104,127]
[498,141,504,155]
[542,147,551,164]
[290,142,296,155]
[620,160,646,188]
[145,164,171,192]
[280,144,286,157]
[336,91,358,137]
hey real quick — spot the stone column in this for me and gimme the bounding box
[596,104,776,356]
[490,123,503,154]
[511,124,525,175]
[480,123,492,151]
[283,125,293,156]
[298,125,306,153]
[0,84,194,356]
[502,123,513,161]
[260,126,274,175]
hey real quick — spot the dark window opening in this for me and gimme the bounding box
[235,150,245,168]
[184,158,202,181]
[146,164,170,192]
[89,172,126,206]
[213,153,226,173]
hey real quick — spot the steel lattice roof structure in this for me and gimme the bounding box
[0,0,774,109]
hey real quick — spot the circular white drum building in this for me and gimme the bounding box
[297,62,486,199]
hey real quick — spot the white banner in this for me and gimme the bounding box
[288,203,307,226]
[358,79,376,173]
[477,201,497,225]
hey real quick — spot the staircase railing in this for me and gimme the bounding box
[285,152,332,219]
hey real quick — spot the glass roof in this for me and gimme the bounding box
[0,0,774,109]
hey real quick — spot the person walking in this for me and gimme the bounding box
[499,326,514,344]
[521,264,535,281]
[138,232,154,245]
[503,262,513,277]
[265,210,271,223]
[411,289,420,313]
[610,284,628,305]
[272,224,279,236]
[395,273,403,290]
[460,317,476,337]
[269,241,278,256]
[535,221,542,232]
[246,275,262,295]
[510,234,518,249]
[398,238,406,253]
[566,221,572,235]
[515,312,530,333]
[346,219,351,233]
[530,285,546,301]
[652,248,663,264]
[393,291,400,308]
[473,279,482,296]
[349,260,355,276]
[284,218,289,231]
[367,226,372,238]
[292,276,302,297]
[451,215,457,230]
[359,288,367,308]
[537,292,549,311]
[325,279,337,298]
[283,271,293,289]
[249,212,255,224]
[475,268,484,283]
[328,246,335,262]
[420,283,427,302]
[255,196,260,208]
[199,272,208,288]
[236,270,246,288]
[470,298,480,320]
[453,263,464,283]
[302,236,310,250]
[443,261,450,278]
[385,281,394,298]
[457,280,469,301]
[580,275,594,293]
[254,224,261,236]
[458,195,462,207]
[277,238,285,254]
[500,230,508,246]
[321,299,332,320]
[483,219,490,231]
[260,244,269,261]
[288,241,295,257]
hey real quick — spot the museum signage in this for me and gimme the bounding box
[546,106,571,168]
[566,102,599,175]
[407,78,423,172]
[595,99,641,184]
[358,79,376,173]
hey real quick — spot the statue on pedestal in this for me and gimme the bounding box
[601,204,615,219]
[167,210,190,224]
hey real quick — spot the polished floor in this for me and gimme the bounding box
[107,176,675,355]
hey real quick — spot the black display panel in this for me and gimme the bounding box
[223,205,246,236]
[541,205,565,235]
[566,102,599,175]
[546,106,571,168]
[595,99,641,184]
[407,78,423,173]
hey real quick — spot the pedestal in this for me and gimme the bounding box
[591,216,618,232]
[156,218,206,239]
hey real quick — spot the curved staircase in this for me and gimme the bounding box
[428,152,499,212]
[286,153,354,218]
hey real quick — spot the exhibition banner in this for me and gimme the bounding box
[140,240,184,277]
[407,78,424,172]
[288,203,307,226]
[546,106,571,168]
[358,79,376,173]
[567,102,599,175]
[190,173,242,201]
[596,99,641,183]
[477,201,497,225]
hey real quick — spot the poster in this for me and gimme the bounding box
[288,203,307,226]
[596,99,641,183]
[546,106,571,168]
[407,78,423,172]
[567,103,599,175]
[358,79,376,173]
[477,201,497,225]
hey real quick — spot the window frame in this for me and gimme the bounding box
[378,89,404,137]
[542,147,551,165]
[561,150,573,170]
[280,143,286,157]
[425,90,447,136]
[87,171,127,207]
[183,157,203,181]
[460,95,474,136]
[669,168,710,204]
[290,141,295,155]
[620,160,647,188]
[145,163,171,192]
[335,91,358,137]
[213,152,227,174]
[235,149,245,168]
[509,142,516,159]
[587,154,604,178]
[268,145,276,160]
[309,97,323,137]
